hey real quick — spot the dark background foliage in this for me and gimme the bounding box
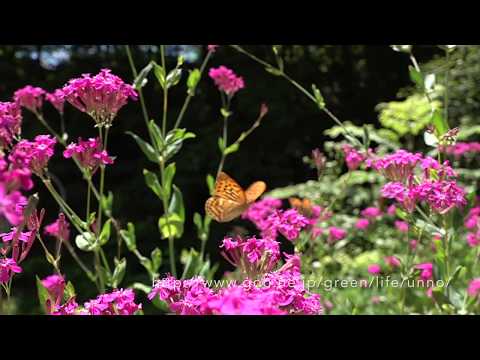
[0,45,439,313]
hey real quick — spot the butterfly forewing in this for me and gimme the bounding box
[245,181,266,204]
[214,172,246,204]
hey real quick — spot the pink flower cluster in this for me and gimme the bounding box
[220,236,281,277]
[342,144,366,170]
[46,89,65,114]
[242,197,282,234]
[468,278,480,297]
[62,68,137,127]
[356,207,383,231]
[50,288,142,315]
[209,66,245,96]
[261,209,310,241]
[149,254,322,315]
[328,226,347,244]
[0,258,22,283]
[9,135,56,176]
[13,85,45,114]
[374,150,466,214]
[44,213,70,242]
[464,206,480,247]
[0,101,22,148]
[367,149,422,182]
[41,274,66,308]
[83,288,142,315]
[441,142,480,159]
[63,137,113,173]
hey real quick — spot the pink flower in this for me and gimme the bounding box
[415,263,433,281]
[0,101,22,148]
[9,135,56,176]
[384,256,401,268]
[41,274,65,303]
[367,149,422,182]
[63,137,113,173]
[0,258,22,283]
[207,45,219,53]
[395,220,409,233]
[51,297,81,315]
[242,197,282,233]
[44,213,70,242]
[387,204,397,216]
[355,218,370,230]
[62,68,137,127]
[0,227,32,243]
[361,207,382,218]
[409,239,418,251]
[257,208,309,242]
[467,278,480,297]
[46,89,65,114]
[13,85,45,113]
[0,184,27,226]
[368,264,381,275]
[328,227,347,244]
[209,66,245,96]
[220,236,281,277]
[84,288,142,315]
[342,145,366,170]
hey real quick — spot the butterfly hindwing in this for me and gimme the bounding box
[205,196,248,223]
[245,181,266,204]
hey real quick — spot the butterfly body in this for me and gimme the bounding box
[205,172,266,223]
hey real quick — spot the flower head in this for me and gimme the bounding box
[342,145,366,170]
[367,149,422,182]
[209,66,245,96]
[0,258,22,283]
[14,85,45,113]
[41,274,65,303]
[84,288,142,315]
[415,263,433,281]
[62,69,137,127]
[328,227,347,244]
[355,218,370,230]
[44,213,70,242]
[9,135,56,176]
[467,278,480,298]
[368,264,381,275]
[0,101,22,148]
[63,137,113,173]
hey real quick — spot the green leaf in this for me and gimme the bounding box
[431,109,449,136]
[158,213,183,239]
[218,137,225,152]
[36,276,50,313]
[409,65,424,88]
[120,222,136,251]
[64,281,76,302]
[101,191,114,216]
[164,163,176,201]
[154,63,166,89]
[99,219,112,246]
[148,120,164,151]
[187,68,201,95]
[206,174,215,195]
[133,61,153,90]
[151,248,162,273]
[163,129,196,161]
[312,84,326,109]
[111,258,127,288]
[224,143,239,155]
[126,131,158,163]
[391,45,412,53]
[220,108,231,118]
[131,282,151,295]
[166,68,182,88]
[75,232,97,252]
[169,185,185,221]
[143,169,163,199]
[265,66,283,76]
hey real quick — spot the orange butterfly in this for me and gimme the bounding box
[205,172,266,223]
[289,197,314,217]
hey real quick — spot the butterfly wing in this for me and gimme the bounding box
[289,197,302,209]
[245,181,266,204]
[214,172,246,204]
[205,196,248,223]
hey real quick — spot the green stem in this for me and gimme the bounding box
[216,116,228,179]
[86,174,92,221]
[173,50,213,130]
[125,45,154,144]
[230,45,361,147]
[160,45,168,137]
